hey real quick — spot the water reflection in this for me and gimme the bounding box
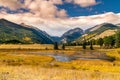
[48,55,71,62]
[27,51,111,62]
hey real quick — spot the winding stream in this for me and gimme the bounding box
[47,55,101,62]
[26,51,112,62]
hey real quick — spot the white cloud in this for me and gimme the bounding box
[0,11,120,36]
[48,0,63,4]
[0,0,67,18]
[25,0,67,18]
[74,0,97,7]
[0,0,119,36]
[0,0,24,10]
[65,0,97,7]
[0,0,98,19]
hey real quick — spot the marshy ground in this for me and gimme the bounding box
[0,44,120,80]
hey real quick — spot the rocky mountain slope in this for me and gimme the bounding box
[61,28,83,43]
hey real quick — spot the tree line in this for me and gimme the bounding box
[90,30,120,49]
[53,30,120,50]
[80,30,120,49]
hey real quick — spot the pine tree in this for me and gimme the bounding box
[110,36,115,48]
[115,30,120,48]
[97,38,104,48]
[90,40,94,50]
[54,42,58,50]
[82,40,86,49]
[104,36,115,48]
[62,44,65,50]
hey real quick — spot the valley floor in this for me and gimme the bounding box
[0,66,120,80]
[0,44,120,80]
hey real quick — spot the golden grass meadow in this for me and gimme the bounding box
[0,44,120,80]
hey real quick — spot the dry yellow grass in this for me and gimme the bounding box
[0,52,54,66]
[0,50,120,73]
[0,44,101,52]
[0,44,53,50]
[0,45,120,80]
[93,29,116,39]
[53,60,120,72]
[0,66,120,80]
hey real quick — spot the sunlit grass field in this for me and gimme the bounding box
[0,44,100,50]
[0,44,120,80]
[0,66,120,80]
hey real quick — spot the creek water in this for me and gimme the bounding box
[47,54,101,62]
[27,51,111,62]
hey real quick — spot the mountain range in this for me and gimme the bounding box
[0,19,53,44]
[61,28,83,43]
[75,23,120,43]
[0,18,120,44]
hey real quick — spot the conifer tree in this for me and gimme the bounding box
[54,42,58,50]
[115,30,120,48]
[62,44,65,50]
[90,40,94,50]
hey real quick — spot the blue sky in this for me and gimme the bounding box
[0,0,120,36]
[0,0,120,17]
[57,0,120,17]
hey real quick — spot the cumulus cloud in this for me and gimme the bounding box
[0,0,24,10]
[65,0,97,7]
[0,0,119,36]
[39,12,120,36]
[26,0,67,18]
[0,0,67,18]
[0,11,120,36]
[48,0,63,4]
[0,0,98,19]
